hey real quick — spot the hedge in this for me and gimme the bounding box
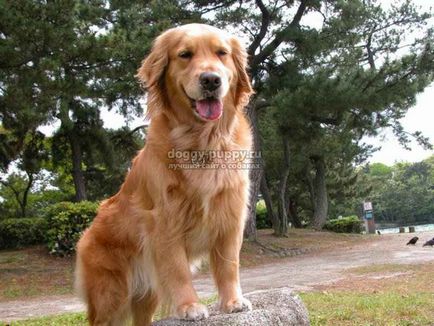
[45,201,98,256]
[324,215,363,233]
[0,217,48,249]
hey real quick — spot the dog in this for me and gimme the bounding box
[76,23,254,325]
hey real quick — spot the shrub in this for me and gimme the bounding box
[324,215,363,233]
[256,200,272,229]
[45,201,98,256]
[0,217,48,249]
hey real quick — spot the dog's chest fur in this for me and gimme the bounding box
[166,119,251,257]
[168,118,251,195]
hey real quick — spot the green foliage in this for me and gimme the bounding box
[0,0,201,200]
[84,127,144,200]
[0,172,32,218]
[256,200,271,229]
[0,168,72,219]
[324,215,363,234]
[1,0,434,234]
[331,156,434,226]
[45,201,98,256]
[258,0,434,230]
[368,163,393,178]
[0,130,50,217]
[0,217,48,249]
[372,157,434,224]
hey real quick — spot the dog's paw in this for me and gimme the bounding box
[220,297,252,314]
[176,302,209,320]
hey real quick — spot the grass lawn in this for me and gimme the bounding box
[301,291,434,326]
[301,262,434,326]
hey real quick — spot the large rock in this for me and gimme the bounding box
[152,288,310,326]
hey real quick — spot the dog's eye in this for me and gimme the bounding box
[178,51,193,59]
[217,49,228,56]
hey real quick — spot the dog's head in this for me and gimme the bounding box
[137,24,252,122]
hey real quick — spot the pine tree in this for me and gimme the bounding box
[259,0,434,232]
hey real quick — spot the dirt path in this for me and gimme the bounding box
[1,232,433,322]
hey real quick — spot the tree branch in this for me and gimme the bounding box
[21,171,34,217]
[253,97,271,111]
[249,0,309,75]
[366,30,376,70]
[247,0,271,57]
[128,124,147,136]
[310,115,340,125]
[0,179,22,209]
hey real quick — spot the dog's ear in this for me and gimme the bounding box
[230,37,254,108]
[136,32,170,118]
[136,34,169,89]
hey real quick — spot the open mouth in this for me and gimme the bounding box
[183,89,223,121]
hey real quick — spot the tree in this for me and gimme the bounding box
[375,159,434,224]
[195,0,433,235]
[0,172,33,218]
[0,0,197,200]
[333,156,434,225]
[84,127,145,200]
[2,0,433,235]
[260,0,434,231]
[0,130,48,217]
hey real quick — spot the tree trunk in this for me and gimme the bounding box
[260,173,278,231]
[288,197,302,228]
[0,173,34,218]
[242,0,309,239]
[276,136,291,236]
[69,132,87,202]
[244,103,262,241]
[245,168,261,241]
[20,172,33,217]
[58,97,88,202]
[311,156,328,230]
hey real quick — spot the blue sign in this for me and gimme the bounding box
[365,210,373,219]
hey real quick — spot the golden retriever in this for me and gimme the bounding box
[76,23,253,325]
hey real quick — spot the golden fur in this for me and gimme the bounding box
[76,24,253,325]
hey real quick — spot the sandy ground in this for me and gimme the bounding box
[1,231,433,322]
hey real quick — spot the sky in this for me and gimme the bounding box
[363,84,434,165]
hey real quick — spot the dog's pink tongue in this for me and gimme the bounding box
[196,99,223,120]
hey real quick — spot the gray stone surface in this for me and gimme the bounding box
[152,287,310,326]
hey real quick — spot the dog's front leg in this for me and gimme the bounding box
[210,228,252,314]
[153,238,209,320]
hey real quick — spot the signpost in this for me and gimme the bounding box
[363,202,372,211]
[363,201,376,234]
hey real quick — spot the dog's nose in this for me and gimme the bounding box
[200,72,221,91]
